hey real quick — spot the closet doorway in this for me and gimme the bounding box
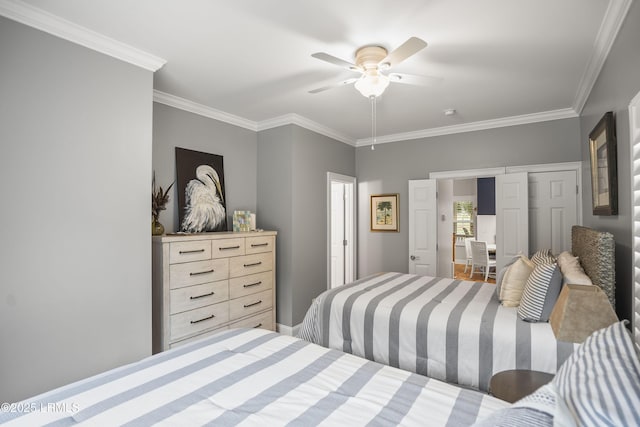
[327,173,356,289]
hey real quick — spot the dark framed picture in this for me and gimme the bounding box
[175,147,228,232]
[588,112,618,215]
[370,194,399,232]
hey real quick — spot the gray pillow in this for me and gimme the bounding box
[517,263,562,322]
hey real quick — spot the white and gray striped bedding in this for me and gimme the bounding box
[0,328,508,426]
[298,272,577,391]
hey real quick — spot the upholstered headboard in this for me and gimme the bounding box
[571,225,615,307]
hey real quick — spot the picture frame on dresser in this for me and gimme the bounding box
[589,111,618,215]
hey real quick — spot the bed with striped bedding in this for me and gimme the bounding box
[298,272,577,392]
[0,328,508,426]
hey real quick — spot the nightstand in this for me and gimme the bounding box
[489,370,555,403]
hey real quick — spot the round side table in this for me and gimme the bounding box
[489,369,555,403]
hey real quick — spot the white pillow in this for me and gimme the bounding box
[562,269,593,286]
[556,251,585,274]
[553,321,640,426]
[499,256,534,307]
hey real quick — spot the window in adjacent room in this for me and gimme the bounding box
[453,201,474,236]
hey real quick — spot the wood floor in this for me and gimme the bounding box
[453,262,496,284]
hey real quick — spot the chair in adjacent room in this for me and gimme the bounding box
[463,237,475,273]
[470,240,497,281]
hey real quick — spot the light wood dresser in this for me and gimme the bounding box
[152,231,277,352]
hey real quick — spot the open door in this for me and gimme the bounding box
[496,173,528,271]
[408,179,437,275]
[327,173,356,289]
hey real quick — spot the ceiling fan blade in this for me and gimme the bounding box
[308,78,359,94]
[311,52,361,71]
[380,37,427,68]
[389,73,442,86]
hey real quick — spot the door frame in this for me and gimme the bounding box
[326,172,357,289]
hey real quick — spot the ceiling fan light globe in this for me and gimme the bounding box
[355,74,390,98]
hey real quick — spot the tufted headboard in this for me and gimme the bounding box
[571,225,616,308]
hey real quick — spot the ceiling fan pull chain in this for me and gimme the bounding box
[371,95,376,151]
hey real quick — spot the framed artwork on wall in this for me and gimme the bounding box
[175,147,228,232]
[370,194,399,232]
[588,112,618,215]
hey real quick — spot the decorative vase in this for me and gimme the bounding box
[152,218,165,236]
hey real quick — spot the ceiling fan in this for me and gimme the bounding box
[309,37,440,98]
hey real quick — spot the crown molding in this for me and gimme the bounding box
[0,0,166,71]
[257,114,356,146]
[356,108,579,146]
[153,90,257,131]
[572,0,632,113]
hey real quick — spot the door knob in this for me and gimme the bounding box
[410,255,420,261]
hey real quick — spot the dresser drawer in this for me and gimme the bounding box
[245,236,274,255]
[170,280,229,314]
[229,271,272,299]
[169,259,229,289]
[170,302,229,341]
[230,289,272,320]
[170,240,212,264]
[229,310,273,331]
[212,238,245,259]
[229,253,272,278]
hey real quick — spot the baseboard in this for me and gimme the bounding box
[276,323,301,337]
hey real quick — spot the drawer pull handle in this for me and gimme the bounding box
[244,300,262,308]
[251,243,269,247]
[244,261,262,267]
[190,314,215,324]
[190,292,214,300]
[243,281,262,288]
[179,249,205,254]
[220,245,240,250]
[190,269,214,276]
[253,323,263,328]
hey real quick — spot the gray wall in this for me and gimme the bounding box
[152,103,258,233]
[257,126,294,325]
[0,18,153,402]
[579,1,640,322]
[258,125,355,326]
[356,117,582,277]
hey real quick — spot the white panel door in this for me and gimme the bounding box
[496,173,528,271]
[409,179,437,276]
[528,171,577,255]
[330,182,345,287]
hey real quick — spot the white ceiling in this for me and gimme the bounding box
[4,0,631,145]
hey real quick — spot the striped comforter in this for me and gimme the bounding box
[0,328,508,426]
[298,272,577,391]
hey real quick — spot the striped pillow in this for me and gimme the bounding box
[517,263,562,322]
[553,321,640,426]
[531,249,555,266]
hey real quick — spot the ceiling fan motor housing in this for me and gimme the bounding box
[355,46,388,70]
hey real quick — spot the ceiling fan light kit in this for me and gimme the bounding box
[355,73,390,98]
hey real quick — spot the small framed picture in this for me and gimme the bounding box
[370,194,399,232]
[588,112,618,215]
